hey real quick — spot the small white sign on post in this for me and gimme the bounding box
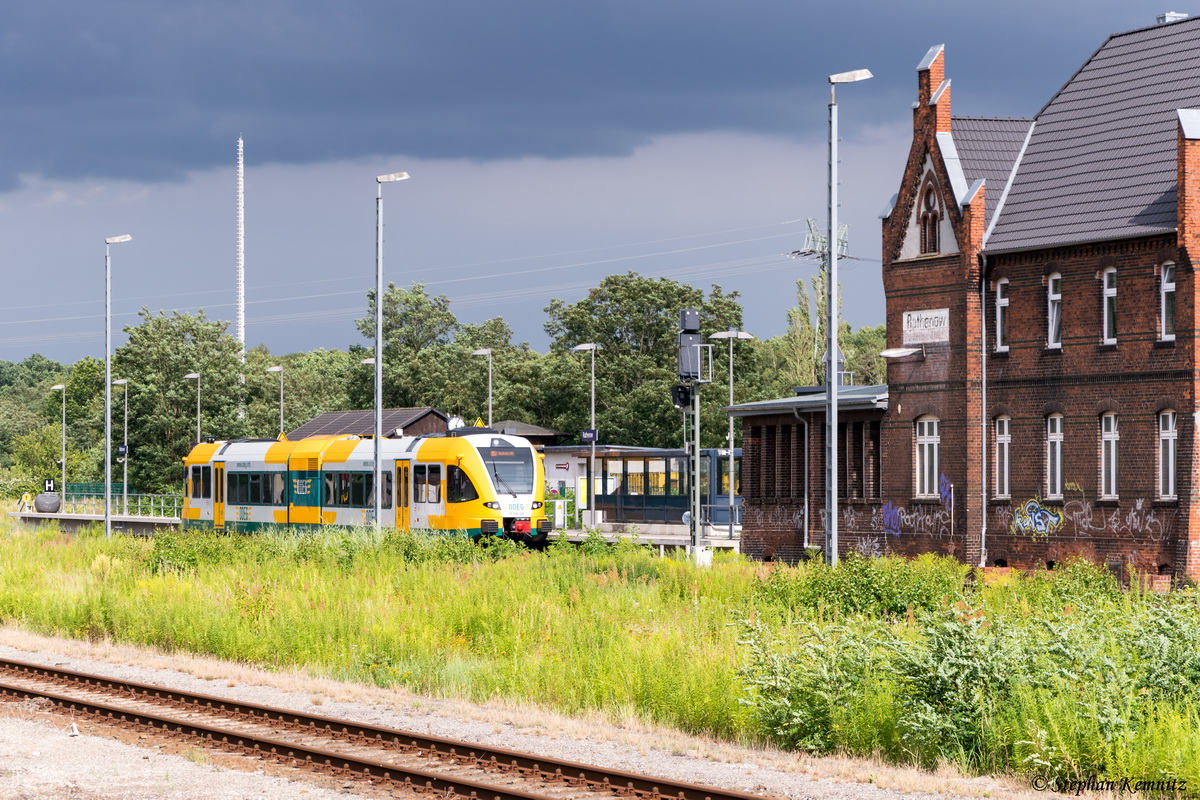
[903,308,950,345]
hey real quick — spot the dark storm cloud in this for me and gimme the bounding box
[0,0,1164,188]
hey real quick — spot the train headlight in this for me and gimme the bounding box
[483,501,500,510]
[531,501,543,509]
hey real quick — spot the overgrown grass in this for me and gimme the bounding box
[2,520,1198,789]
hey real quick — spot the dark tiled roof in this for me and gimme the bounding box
[951,117,1033,228]
[288,407,446,439]
[987,15,1200,252]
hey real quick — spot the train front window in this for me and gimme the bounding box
[477,440,534,495]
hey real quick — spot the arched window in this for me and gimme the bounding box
[920,188,940,254]
[1047,272,1062,348]
[1159,410,1177,500]
[915,415,940,498]
[994,415,1011,499]
[1046,414,1063,500]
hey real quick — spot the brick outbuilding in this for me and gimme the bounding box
[736,15,1200,582]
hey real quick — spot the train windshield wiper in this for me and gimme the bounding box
[491,464,518,498]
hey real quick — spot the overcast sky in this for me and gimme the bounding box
[0,1,1168,364]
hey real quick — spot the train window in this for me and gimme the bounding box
[201,466,211,499]
[383,472,393,509]
[190,466,202,498]
[414,465,427,503]
[351,473,367,507]
[324,472,336,506]
[647,459,666,496]
[427,465,442,503]
[272,473,286,505]
[626,460,645,495]
[248,473,263,505]
[447,465,479,503]
[228,473,244,504]
[699,458,710,497]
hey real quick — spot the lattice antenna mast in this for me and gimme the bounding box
[236,136,246,362]
[801,217,848,269]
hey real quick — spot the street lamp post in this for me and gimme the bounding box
[709,329,753,539]
[472,349,493,427]
[571,343,601,528]
[825,68,872,567]
[112,379,129,515]
[266,366,284,436]
[184,373,201,444]
[50,384,65,507]
[104,234,131,538]
[374,171,410,531]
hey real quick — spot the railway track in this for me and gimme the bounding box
[0,657,773,800]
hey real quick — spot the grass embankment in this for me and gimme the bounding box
[1,521,1199,789]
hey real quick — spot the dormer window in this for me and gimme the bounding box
[920,188,941,254]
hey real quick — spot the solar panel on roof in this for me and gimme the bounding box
[287,408,444,439]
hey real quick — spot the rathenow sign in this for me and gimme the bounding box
[903,308,950,345]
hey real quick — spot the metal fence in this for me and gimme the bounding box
[59,493,183,518]
[544,497,740,536]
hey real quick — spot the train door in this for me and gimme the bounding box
[410,463,443,529]
[214,462,226,530]
[396,462,410,530]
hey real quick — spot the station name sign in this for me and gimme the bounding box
[903,308,949,344]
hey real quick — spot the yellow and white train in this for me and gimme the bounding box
[181,429,550,545]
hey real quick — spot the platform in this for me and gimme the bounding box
[8,511,180,535]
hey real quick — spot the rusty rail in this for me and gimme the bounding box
[0,657,772,800]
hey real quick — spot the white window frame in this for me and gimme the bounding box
[994,416,1011,499]
[996,279,1010,352]
[1100,412,1119,500]
[915,416,940,499]
[1102,267,1117,345]
[1161,263,1176,342]
[1047,272,1062,349]
[1159,410,1177,500]
[1046,414,1063,500]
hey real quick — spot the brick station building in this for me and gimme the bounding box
[735,15,1200,581]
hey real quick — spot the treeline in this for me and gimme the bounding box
[0,271,883,495]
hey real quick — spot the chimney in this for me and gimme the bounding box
[1157,12,1189,24]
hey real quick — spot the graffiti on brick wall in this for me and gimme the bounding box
[842,504,883,534]
[1062,498,1175,542]
[880,499,951,537]
[939,473,953,512]
[994,497,1176,543]
[1008,499,1064,539]
[882,501,901,536]
[855,535,884,558]
[742,505,806,530]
